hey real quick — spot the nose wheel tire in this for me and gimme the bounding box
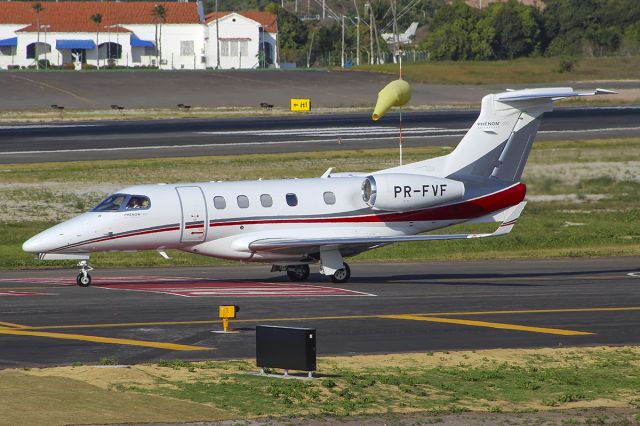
[76,273,92,287]
[287,264,310,282]
[330,263,351,284]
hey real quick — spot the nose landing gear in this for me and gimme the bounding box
[76,260,93,287]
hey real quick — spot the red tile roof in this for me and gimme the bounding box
[0,2,200,33]
[205,11,278,33]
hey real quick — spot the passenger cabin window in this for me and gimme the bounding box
[286,193,298,207]
[260,194,273,208]
[92,194,150,212]
[323,191,336,205]
[237,195,249,208]
[213,196,226,209]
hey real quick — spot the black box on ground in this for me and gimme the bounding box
[256,325,316,372]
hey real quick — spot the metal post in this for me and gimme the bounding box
[322,0,325,19]
[215,0,220,69]
[341,14,345,68]
[354,0,360,66]
[41,25,50,69]
[367,3,374,64]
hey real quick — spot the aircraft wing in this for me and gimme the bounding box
[249,202,526,253]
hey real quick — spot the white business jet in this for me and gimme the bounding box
[23,87,613,286]
[382,22,419,45]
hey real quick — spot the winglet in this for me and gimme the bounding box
[493,201,527,236]
[468,201,526,239]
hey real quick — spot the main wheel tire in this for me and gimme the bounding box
[76,273,91,287]
[287,264,310,282]
[330,263,351,283]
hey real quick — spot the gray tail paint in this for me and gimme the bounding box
[443,93,551,183]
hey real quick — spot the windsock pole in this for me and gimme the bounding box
[398,53,403,165]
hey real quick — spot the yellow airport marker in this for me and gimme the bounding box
[219,305,239,333]
[0,327,212,350]
[383,315,593,336]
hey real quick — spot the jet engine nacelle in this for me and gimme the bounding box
[361,174,465,211]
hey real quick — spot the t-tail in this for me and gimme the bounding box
[442,87,615,183]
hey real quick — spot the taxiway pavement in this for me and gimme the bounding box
[1,107,639,163]
[0,257,639,368]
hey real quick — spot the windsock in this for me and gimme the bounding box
[372,79,412,121]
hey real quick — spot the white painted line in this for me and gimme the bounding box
[0,124,100,130]
[0,135,461,156]
[3,125,639,157]
[627,272,640,278]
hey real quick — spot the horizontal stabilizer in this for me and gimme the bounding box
[249,202,527,252]
[496,87,616,102]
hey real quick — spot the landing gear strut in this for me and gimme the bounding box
[330,263,351,284]
[76,260,93,287]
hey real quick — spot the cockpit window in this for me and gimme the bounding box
[93,194,128,212]
[92,194,150,212]
[125,196,150,210]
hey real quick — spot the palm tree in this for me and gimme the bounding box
[90,13,103,69]
[151,4,167,68]
[32,2,43,69]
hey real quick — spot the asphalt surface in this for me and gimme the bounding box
[0,257,639,368]
[1,107,639,163]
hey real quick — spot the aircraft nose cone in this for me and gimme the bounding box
[22,236,43,253]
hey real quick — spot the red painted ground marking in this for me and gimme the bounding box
[0,276,207,286]
[0,277,375,297]
[0,291,53,297]
[94,281,375,297]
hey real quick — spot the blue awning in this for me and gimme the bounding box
[56,39,96,50]
[0,37,17,47]
[130,34,154,48]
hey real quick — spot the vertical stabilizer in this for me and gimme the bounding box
[443,87,615,183]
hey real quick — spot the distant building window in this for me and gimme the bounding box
[0,46,15,56]
[213,196,226,209]
[286,193,298,207]
[221,40,230,56]
[237,195,249,208]
[260,194,273,208]
[180,40,194,56]
[230,40,238,57]
[323,191,336,205]
[221,40,248,57]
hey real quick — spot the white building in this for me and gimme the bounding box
[0,2,278,70]
[205,11,278,69]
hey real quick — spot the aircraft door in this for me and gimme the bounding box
[176,186,208,243]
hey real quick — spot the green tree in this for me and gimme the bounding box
[32,2,43,69]
[483,0,542,59]
[151,4,168,67]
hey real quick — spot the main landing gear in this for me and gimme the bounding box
[286,264,310,282]
[76,260,93,287]
[330,263,351,284]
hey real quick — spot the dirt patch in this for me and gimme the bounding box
[525,161,640,183]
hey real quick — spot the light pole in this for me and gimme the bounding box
[40,24,50,69]
[353,0,360,66]
[341,14,345,67]
[105,24,120,66]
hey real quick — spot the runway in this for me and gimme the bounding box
[1,107,639,163]
[0,257,639,368]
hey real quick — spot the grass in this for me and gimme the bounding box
[2,139,640,269]
[355,56,640,85]
[3,346,639,424]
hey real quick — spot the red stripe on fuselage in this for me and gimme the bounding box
[210,183,526,228]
